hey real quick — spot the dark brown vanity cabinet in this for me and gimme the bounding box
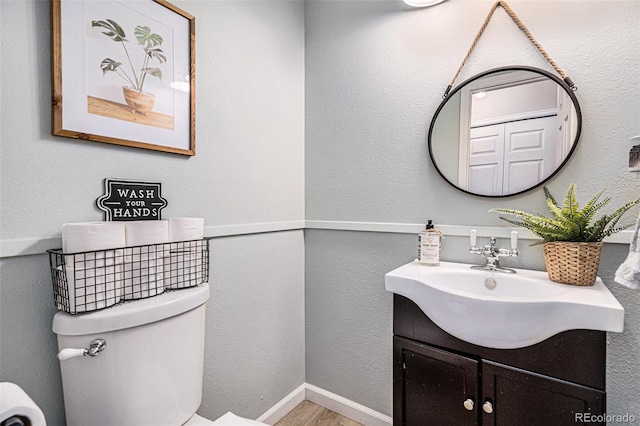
[393,295,606,426]
[399,340,478,425]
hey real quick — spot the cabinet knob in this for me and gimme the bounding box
[463,398,474,411]
[482,401,494,414]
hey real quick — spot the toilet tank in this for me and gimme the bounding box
[53,284,210,426]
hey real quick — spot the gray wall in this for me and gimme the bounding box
[305,0,640,418]
[305,231,407,413]
[0,1,305,424]
[204,232,305,420]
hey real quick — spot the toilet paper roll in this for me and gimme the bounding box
[125,220,170,262]
[165,243,205,289]
[58,265,123,313]
[169,217,204,242]
[63,221,127,253]
[122,256,165,300]
[0,382,47,426]
[165,218,205,289]
[61,222,126,313]
[125,220,170,246]
[62,222,126,267]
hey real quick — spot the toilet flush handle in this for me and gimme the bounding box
[57,339,106,361]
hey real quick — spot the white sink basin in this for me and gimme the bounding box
[385,261,624,349]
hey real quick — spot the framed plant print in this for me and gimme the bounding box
[51,0,196,156]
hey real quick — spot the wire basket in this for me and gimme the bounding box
[543,241,603,286]
[48,239,210,314]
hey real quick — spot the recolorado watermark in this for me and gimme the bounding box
[575,413,636,423]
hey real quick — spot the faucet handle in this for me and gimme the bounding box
[511,231,518,250]
[470,229,477,247]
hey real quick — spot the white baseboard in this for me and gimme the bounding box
[256,383,306,425]
[256,383,392,426]
[305,384,392,426]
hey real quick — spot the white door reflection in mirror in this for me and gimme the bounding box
[459,72,562,196]
[465,117,556,196]
[428,67,581,198]
[556,88,577,168]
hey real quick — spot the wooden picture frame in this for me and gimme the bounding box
[52,0,196,156]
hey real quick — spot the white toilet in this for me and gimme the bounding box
[52,284,267,426]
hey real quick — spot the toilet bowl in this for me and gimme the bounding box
[53,284,267,426]
[187,412,267,425]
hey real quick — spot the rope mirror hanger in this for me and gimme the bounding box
[443,0,576,99]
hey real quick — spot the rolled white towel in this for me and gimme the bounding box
[615,212,640,291]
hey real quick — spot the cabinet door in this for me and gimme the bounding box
[481,360,605,426]
[394,337,478,426]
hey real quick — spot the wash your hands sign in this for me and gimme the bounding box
[96,179,168,221]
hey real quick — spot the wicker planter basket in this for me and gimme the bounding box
[543,242,603,286]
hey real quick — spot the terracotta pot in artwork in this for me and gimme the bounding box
[122,86,155,115]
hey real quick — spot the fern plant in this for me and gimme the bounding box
[490,184,640,245]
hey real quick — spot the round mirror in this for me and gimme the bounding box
[428,66,581,197]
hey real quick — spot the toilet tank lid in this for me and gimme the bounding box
[53,284,210,336]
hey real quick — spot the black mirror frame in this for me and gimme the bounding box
[428,65,582,198]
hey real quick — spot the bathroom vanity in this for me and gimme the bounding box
[393,294,606,426]
[384,260,624,426]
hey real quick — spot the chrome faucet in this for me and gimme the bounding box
[469,230,518,274]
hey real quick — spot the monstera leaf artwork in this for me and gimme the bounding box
[52,0,195,155]
[92,19,167,115]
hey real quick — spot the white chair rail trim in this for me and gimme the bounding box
[0,220,632,258]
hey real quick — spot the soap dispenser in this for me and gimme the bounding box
[418,220,442,266]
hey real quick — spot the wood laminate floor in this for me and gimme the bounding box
[274,400,364,426]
